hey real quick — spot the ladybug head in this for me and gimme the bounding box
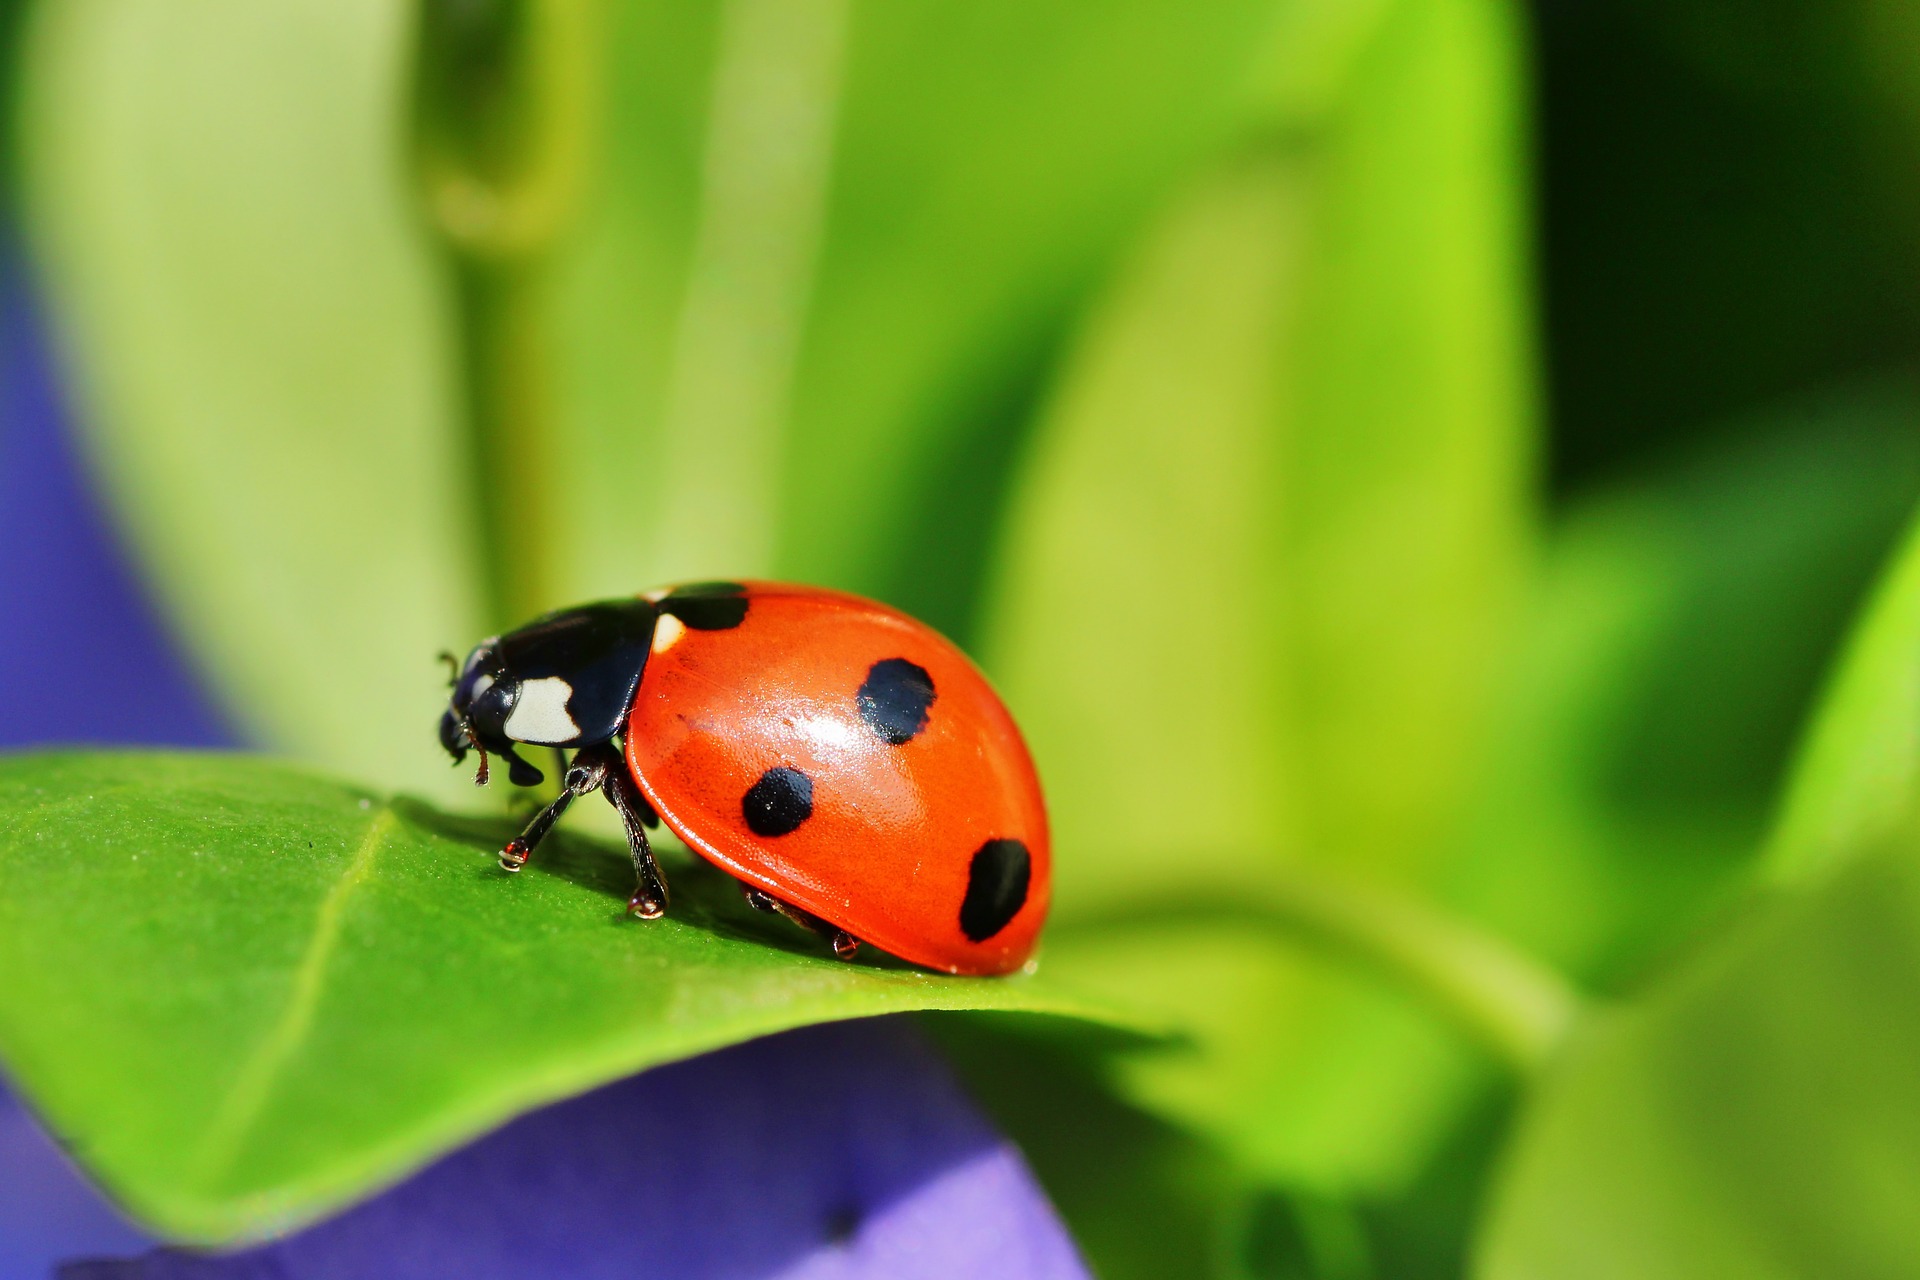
[437,600,661,789]
[439,638,548,788]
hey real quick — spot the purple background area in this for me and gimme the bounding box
[0,258,1086,1279]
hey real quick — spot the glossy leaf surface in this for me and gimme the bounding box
[0,751,1131,1244]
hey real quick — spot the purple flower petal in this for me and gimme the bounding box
[64,1020,1088,1280]
[0,1088,154,1280]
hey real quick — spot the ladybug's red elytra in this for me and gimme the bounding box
[438,581,1050,975]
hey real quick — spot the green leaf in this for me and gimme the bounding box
[1473,827,1920,1279]
[545,0,1299,637]
[0,750,1133,1244]
[1768,471,1920,883]
[1473,396,1920,1277]
[19,0,1294,800]
[19,0,480,801]
[948,1013,1517,1280]
[1446,381,1920,985]
[938,1016,1274,1280]
[976,0,1534,1193]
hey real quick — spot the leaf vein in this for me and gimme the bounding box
[190,804,396,1184]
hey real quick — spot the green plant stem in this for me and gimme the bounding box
[410,0,596,630]
[1257,867,1581,1075]
[451,256,552,630]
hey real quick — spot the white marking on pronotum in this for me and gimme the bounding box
[642,587,670,603]
[652,612,688,654]
[469,673,495,699]
[505,677,581,744]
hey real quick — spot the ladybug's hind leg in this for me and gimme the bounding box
[742,886,860,962]
[599,752,671,920]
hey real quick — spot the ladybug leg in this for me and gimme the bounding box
[497,747,612,872]
[599,760,671,920]
[741,886,860,962]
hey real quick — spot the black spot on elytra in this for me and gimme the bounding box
[661,581,748,630]
[856,657,936,745]
[960,838,1030,942]
[743,766,814,837]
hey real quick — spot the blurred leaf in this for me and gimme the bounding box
[1446,381,1920,984]
[1355,1086,1514,1280]
[549,0,1296,639]
[1768,459,1920,883]
[1179,385,1920,1277]
[937,1016,1271,1280]
[0,751,1132,1244]
[978,0,1534,1193]
[952,1009,1483,1280]
[1474,827,1920,1279]
[18,0,1304,804]
[19,0,479,800]
[1473,388,1920,1278]
[1535,0,1920,484]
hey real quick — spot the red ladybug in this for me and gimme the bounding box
[438,581,1050,975]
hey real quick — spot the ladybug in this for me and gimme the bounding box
[437,581,1050,975]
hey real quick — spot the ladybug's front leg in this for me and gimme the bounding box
[497,746,614,871]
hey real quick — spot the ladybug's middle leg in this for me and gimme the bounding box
[742,886,860,962]
[598,752,671,920]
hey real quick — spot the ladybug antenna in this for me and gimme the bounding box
[437,650,460,688]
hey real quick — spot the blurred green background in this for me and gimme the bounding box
[11,0,1920,1275]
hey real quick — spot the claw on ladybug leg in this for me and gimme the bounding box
[591,743,672,920]
[742,883,818,935]
[741,883,859,960]
[496,749,609,874]
[497,795,572,872]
